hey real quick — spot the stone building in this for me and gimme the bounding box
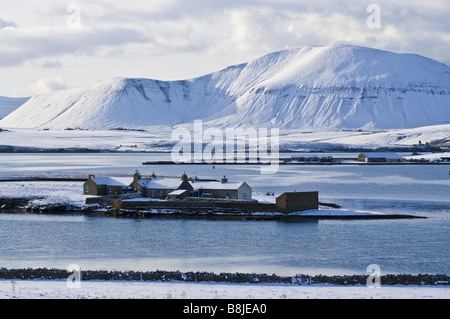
[190,175,252,200]
[275,191,319,213]
[83,175,133,196]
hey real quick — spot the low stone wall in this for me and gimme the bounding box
[0,268,448,286]
[86,191,322,214]
[86,197,277,213]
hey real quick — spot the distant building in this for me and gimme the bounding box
[290,155,333,163]
[358,152,405,163]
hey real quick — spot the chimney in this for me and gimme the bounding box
[221,175,228,183]
[134,170,141,181]
[181,171,188,181]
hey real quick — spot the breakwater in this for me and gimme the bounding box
[0,268,448,286]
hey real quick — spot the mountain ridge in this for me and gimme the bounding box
[0,96,30,120]
[1,44,449,130]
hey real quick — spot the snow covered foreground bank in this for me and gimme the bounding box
[1,279,448,299]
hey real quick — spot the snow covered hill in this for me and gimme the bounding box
[0,96,29,120]
[1,45,449,130]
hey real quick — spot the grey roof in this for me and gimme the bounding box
[137,178,152,186]
[191,181,246,190]
[143,177,184,190]
[168,189,189,195]
[92,176,133,186]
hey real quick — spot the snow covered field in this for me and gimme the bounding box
[0,181,92,208]
[0,124,449,152]
[1,279,448,299]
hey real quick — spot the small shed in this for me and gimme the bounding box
[275,191,319,214]
[167,189,190,200]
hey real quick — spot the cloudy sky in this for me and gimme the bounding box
[1,0,449,97]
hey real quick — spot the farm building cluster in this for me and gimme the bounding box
[84,171,252,201]
[83,171,320,213]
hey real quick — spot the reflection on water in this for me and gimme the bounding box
[0,212,86,223]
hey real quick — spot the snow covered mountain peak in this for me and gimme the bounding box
[233,44,450,89]
[1,44,449,130]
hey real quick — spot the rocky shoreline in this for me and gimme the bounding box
[0,268,448,286]
[0,197,91,214]
[0,196,424,220]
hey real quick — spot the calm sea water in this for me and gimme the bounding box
[0,153,449,276]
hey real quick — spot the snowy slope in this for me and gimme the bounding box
[221,46,450,130]
[0,96,29,120]
[1,45,449,130]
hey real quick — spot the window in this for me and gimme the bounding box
[85,185,89,193]
[110,187,113,193]
[243,193,246,199]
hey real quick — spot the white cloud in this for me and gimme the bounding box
[3,1,450,65]
[0,24,148,67]
[30,77,67,95]
[1,0,450,97]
